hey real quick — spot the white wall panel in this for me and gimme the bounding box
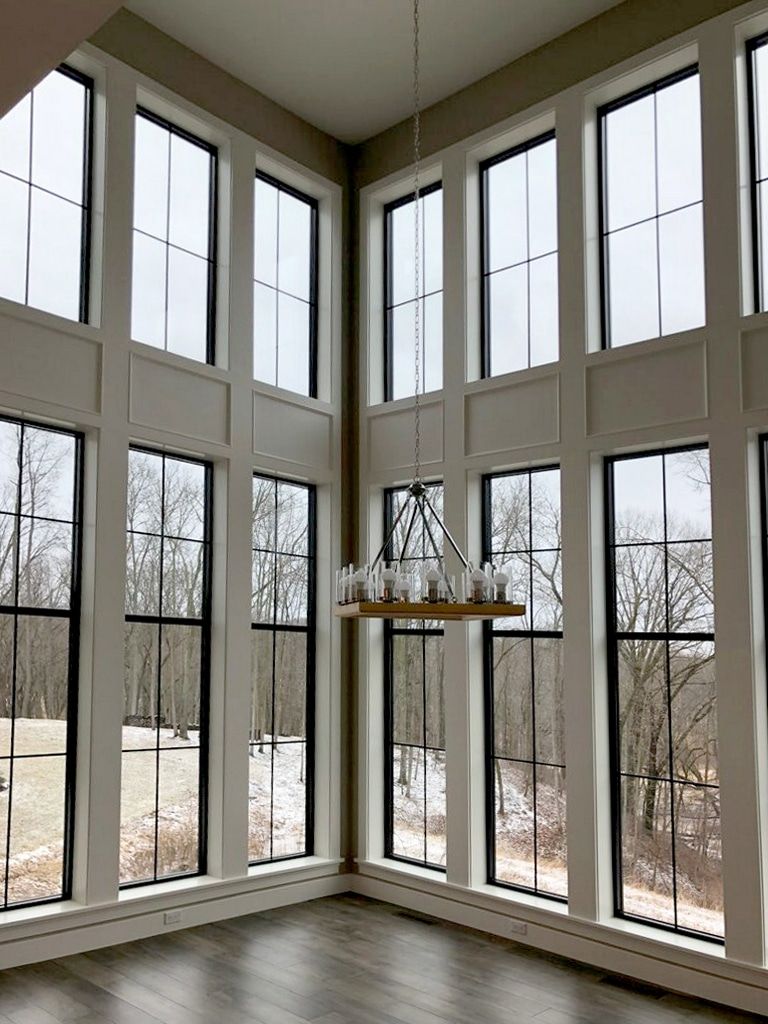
[129,351,231,445]
[741,325,768,412]
[252,391,333,470]
[464,372,560,457]
[367,399,443,474]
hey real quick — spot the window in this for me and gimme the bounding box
[605,447,722,938]
[483,468,566,898]
[384,184,443,400]
[747,35,768,311]
[0,417,82,908]
[131,109,217,363]
[384,483,446,868]
[599,68,705,348]
[250,474,315,862]
[0,65,92,322]
[121,448,211,886]
[481,132,558,376]
[253,173,318,397]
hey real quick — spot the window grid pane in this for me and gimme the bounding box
[0,65,92,323]
[121,448,211,888]
[0,417,82,910]
[384,184,443,401]
[599,67,705,348]
[482,132,559,377]
[606,447,723,940]
[250,474,315,865]
[748,35,768,311]
[483,467,566,900]
[131,109,216,364]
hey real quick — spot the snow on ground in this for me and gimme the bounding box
[248,738,307,860]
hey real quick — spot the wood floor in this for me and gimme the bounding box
[0,894,763,1024]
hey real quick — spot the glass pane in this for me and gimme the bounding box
[669,640,717,784]
[275,554,309,625]
[274,631,306,740]
[487,154,527,272]
[392,634,424,746]
[278,191,311,302]
[620,776,676,926]
[0,615,13,759]
[134,115,169,240]
[613,545,666,633]
[16,517,72,609]
[167,247,208,362]
[168,134,210,257]
[607,219,659,347]
[531,469,560,551]
[528,138,557,259]
[0,516,15,605]
[424,635,444,751]
[21,426,76,523]
[531,551,562,630]
[674,783,723,937]
[664,449,711,541]
[667,542,713,633]
[27,189,81,320]
[0,92,30,180]
[425,750,446,868]
[276,483,309,556]
[391,200,417,305]
[252,549,275,623]
[163,459,206,541]
[248,744,272,861]
[127,449,162,536]
[658,205,705,336]
[31,70,85,204]
[0,173,28,304]
[125,532,161,616]
[656,74,702,214]
[604,94,656,231]
[392,743,425,862]
[536,764,568,897]
[612,454,664,543]
[489,474,529,554]
[0,420,20,514]
[391,299,417,400]
[423,188,443,297]
[253,281,277,385]
[529,253,558,367]
[505,553,531,630]
[755,45,768,180]
[6,754,66,904]
[254,177,278,288]
[252,476,276,552]
[156,747,199,877]
[492,636,532,761]
[250,629,274,744]
[13,616,69,755]
[617,638,670,777]
[533,637,565,766]
[120,749,157,885]
[271,741,307,857]
[131,231,166,348]
[759,181,768,311]
[276,292,310,395]
[494,760,535,889]
[488,264,527,375]
[423,290,442,394]
[123,621,159,745]
[159,624,202,745]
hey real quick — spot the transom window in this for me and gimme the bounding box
[253,173,318,397]
[605,446,722,939]
[0,417,82,909]
[250,474,315,863]
[599,67,705,348]
[0,65,93,322]
[483,467,566,899]
[121,448,212,887]
[131,109,217,364]
[384,183,443,401]
[384,482,446,869]
[481,132,558,376]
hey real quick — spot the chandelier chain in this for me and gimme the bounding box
[412,0,421,482]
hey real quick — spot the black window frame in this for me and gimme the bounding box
[0,63,94,324]
[480,130,558,379]
[383,482,446,872]
[482,466,566,902]
[746,33,768,313]
[121,445,213,889]
[253,170,319,399]
[132,107,218,365]
[249,473,316,865]
[598,64,701,350]
[604,443,721,943]
[383,180,443,403]
[0,414,84,910]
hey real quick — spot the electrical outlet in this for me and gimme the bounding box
[507,919,527,936]
[164,909,183,926]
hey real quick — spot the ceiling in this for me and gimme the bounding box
[125,0,626,144]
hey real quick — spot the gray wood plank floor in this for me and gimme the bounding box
[0,894,764,1023]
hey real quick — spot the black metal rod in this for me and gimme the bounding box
[396,500,421,571]
[371,493,413,571]
[421,491,471,569]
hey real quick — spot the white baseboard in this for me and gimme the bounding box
[350,863,768,1018]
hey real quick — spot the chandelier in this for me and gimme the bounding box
[335,0,525,623]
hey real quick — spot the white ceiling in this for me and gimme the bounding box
[126,0,626,144]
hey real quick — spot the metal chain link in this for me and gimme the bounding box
[412,0,422,483]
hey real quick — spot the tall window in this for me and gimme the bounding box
[122,448,211,887]
[599,68,705,348]
[253,173,318,397]
[384,184,443,400]
[481,132,558,376]
[0,65,92,322]
[131,109,217,364]
[483,468,566,898]
[0,417,82,908]
[605,447,722,938]
[384,483,446,868]
[747,34,768,311]
[250,474,315,863]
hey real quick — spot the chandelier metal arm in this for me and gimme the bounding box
[421,490,471,571]
[370,494,413,572]
[397,498,422,571]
